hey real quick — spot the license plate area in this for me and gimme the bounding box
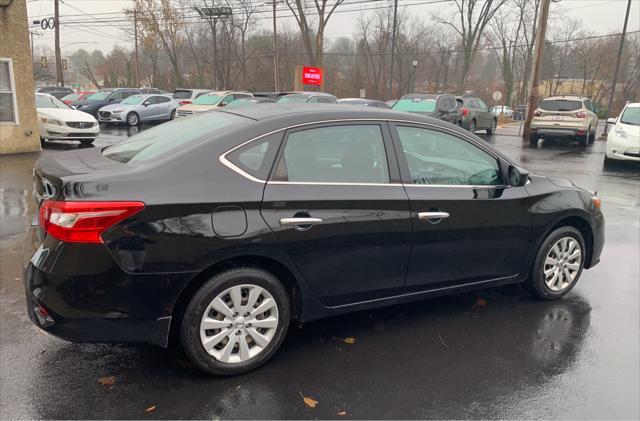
[552,115,563,121]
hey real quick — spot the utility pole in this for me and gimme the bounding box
[388,0,398,99]
[272,0,279,92]
[54,0,64,86]
[603,0,631,136]
[134,9,140,87]
[522,0,551,139]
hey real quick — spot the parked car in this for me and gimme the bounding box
[458,95,497,134]
[337,98,390,108]
[72,88,141,119]
[276,92,338,104]
[514,104,527,120]
[138,88,164,94]
[172,88,214,106]
[392,93,458,124]
[225,97,277,108]
[60,91,95,105]
[36,93,99,145]
[176,91,253,117]
[529,95,599,146]
[605,102,640,163]
[98,94,180,126]
[37,86,74,99]
[25,105,604,375]
[386,99,398,108]
[491,105,513,118]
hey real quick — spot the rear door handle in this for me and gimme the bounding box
[418,212,450,221]
[279,217,323,226]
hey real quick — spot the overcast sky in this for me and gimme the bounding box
[27,0,640,55]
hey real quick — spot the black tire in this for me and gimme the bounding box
[528,226,586,300]
[529,134,539,147]
[126,112,139,127]
[578,129,590,146]
[468,119,477,133]
[180,267,291,376]
[170,109,176,120]
[486,118,497,135]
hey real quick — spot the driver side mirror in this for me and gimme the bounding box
[606,117,616,125]
[508,165,529,187]
[108,97,116,103]
[143,101,150,107]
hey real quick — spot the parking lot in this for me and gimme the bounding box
[1,122,638,419]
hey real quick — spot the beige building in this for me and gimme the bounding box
[1,0,40,154]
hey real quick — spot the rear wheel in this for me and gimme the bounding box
[170,109,176,120]
[529,134,539,147]
[126,112,139,126]
[487,118,497,135]
[528,226,586,300]
[578,129,590,146]
[180,267,290,376]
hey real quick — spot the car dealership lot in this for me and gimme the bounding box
[1,123,638,419]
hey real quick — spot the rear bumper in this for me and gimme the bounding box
[22,227,194,347]
[531,128,583,139]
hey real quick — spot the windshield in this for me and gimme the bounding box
[392,98,437,113]
[540,99,582,112]
[86,91,112,101]
[103,112,243,164]
[277,94,310,104]
[36,94,70,109]
[172,90,192,99]
[620,107,640,126]
[61,93,82,101]
[192,94,223,105]
[122,95,144,105]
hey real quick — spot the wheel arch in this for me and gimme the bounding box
[546,215,595,269]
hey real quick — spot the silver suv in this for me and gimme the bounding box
[530,95,599,146]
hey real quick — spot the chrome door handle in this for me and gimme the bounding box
[418,212,450,220]
[279,217,323,226]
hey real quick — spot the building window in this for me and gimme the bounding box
[0,59,18,124]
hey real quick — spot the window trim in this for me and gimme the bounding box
[219,118,509,186]
[0,58,19,126]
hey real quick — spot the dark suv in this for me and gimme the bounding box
[392,93,458,124]
[457,96,497,134]
[72,88,141,118]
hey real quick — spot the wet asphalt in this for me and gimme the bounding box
[0,122,638,419]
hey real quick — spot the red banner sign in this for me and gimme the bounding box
[302,66,323,86]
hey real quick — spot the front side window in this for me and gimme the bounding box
[396,126,501,186]
[0,59,17,123]
[122,95,144,105]
[274,125,390,184]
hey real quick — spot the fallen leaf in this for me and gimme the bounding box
[343,337,356,344]
[437,334,449,349]
[145,405,156,413]
[337,411,347,416]
[98,376,116,386]
[300,392,318,408]
[474,298,487,307]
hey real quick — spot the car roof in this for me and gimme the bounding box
[202,90,251,96]
[401,93,442,100]
[281,92,336,98]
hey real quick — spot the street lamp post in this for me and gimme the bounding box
[264,0,281,92]
[411,60,418,93]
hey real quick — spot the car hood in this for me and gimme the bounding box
[37,108,97,123]
[100,103,136,112]
[178,104,219,112]
[618,122,640,139]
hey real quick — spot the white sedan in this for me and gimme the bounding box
[36,93,100,145]
[605,103,640,163]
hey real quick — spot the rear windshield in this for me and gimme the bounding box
[540,99,582,112]
[61,93,82,101]
[86,91,112,101]
[193,94,223,105]
[620,107,640,126]
[277,94,309,104]
[392,98,437,113]
[172,90,192,99]
[103,112,243,164]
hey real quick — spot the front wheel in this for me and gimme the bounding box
[126,112,139,127]
[468,120,477,133]
[170,109,176,120]
[528,226,586,300]
[180,267,290,376]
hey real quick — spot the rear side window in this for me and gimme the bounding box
[540,99,582,111]
[273,124,390,184]
[225,133,282,180]
[103,112,244,164]
[156,96,171,104]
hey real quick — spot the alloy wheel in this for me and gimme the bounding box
[543,237,582,292]
[128,113,138,126]
[199,284,279,364]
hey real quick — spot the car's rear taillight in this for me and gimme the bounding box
[575,111,587,118]
[461,107,469,116]
[179,100,191,105]
[39,200,145,244]
[533,110,542,117]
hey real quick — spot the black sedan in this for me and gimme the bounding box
[25,105,604,375]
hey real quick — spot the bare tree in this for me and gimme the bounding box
[285,0,346,67]
[487,3,523,105]
[435,0,509,92]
